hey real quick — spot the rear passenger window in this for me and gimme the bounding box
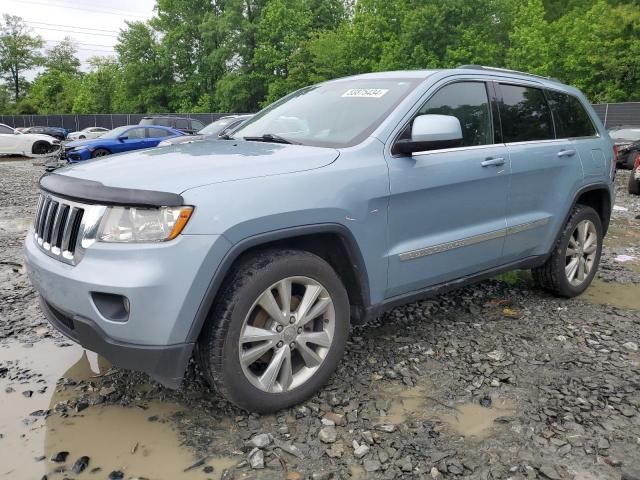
[418,82,493,147]
[149,128,171,138]
[499,84,554,143]
[546,91,597,138]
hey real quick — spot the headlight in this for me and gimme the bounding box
[97,206,193,243]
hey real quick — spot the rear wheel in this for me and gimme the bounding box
[91,148,110,158]
[532,205,602,297]
[197,250,350,413]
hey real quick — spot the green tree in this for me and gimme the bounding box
[116,21,172,112]
[506,0,552,76]
[45,37,81,74]
[72,57,122,113]
[0,15,44,101]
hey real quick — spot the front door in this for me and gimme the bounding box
[385,81,510,298]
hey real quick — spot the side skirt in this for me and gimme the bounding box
[363,255,547,323]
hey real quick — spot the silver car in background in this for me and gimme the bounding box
[158,114,253,147]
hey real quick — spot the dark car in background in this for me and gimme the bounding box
[22,126,68,141]
[157,114,253,147]
[63,125,184,162]
[139,116,206,135]
[609,126,640,169]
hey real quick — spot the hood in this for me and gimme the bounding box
[65,138,103,148]
[23,133,59,143]
[57,140,339,194]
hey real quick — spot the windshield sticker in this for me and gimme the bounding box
[342,88,389,98]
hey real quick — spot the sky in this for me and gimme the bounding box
[0,0,156,76]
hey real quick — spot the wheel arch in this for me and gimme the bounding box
[186,224,371,343]
[573,184,612,234]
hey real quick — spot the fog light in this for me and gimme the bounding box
[91,292,130,323]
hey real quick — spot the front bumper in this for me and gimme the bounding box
[64,148,91,162]
[39,298,193,387]
[24,230,231,387]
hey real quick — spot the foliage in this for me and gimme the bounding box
[0,15,44,101]
[1,0,640,115]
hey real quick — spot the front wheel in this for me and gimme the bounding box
[532,205,603,297]
[91,148,110,158]
[197,250,350,413]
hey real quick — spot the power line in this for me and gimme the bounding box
[25,21,120,34]
[44,39,115,49]
[27,24,119,38]
[4,0,149,19]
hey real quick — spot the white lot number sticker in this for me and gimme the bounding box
[342,88,389,98]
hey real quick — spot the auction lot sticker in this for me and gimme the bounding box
[342,88,389,98]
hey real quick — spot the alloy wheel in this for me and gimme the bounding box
[238,276,335,394]
[565,219,598,286]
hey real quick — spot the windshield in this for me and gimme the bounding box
[233,78,421,148]
[98,126,130,139]
[199,118,236,136]
[610,128,640,142]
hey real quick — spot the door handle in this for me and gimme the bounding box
[481,157,505,167]
[557,149,576,158]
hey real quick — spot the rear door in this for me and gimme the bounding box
[497,83,584,261]
[146,127,173,146]
[546,90,604,181]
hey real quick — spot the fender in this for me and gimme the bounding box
[555,182,614,246]
[185,223,371,343]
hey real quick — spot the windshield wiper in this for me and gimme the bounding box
[243,133,298,145]
[219,133,235,140]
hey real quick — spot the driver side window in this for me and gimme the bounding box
[407,82,493,148]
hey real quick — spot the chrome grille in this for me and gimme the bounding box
[33,193,86,264]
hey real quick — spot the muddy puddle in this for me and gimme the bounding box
[376,384,516,439]
[0,216,33,234]
[0,341,236,479]
[582,279,640,310]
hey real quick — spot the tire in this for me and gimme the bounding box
[629,171,640,195]
[197,249,350,413]
[91,148,110,158]
[532,205,603,297]
[31,141,50,155]
[79,135,86,139]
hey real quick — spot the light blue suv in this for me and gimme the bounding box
[24,66,615,412]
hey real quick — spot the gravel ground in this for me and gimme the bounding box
[1,159,639,480]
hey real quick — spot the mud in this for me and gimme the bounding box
[0,341,236,479]
[1,160,639,480]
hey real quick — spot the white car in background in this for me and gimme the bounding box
[0,123,61,157]
[66,126,110,141]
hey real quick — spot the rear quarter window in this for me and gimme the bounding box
[498,84,555,143]
[546,91,597,138]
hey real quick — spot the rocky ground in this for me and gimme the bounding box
[0,159,639,480]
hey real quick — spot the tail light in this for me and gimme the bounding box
[634,152,640,170]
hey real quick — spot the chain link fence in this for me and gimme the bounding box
[0,113,238,131]
[1,103,639,131]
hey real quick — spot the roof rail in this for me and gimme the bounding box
[458,65,560,82]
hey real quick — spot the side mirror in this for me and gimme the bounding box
[394,114,463,154]
[118,136,128,142]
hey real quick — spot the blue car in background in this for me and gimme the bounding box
[64,125,184,162]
